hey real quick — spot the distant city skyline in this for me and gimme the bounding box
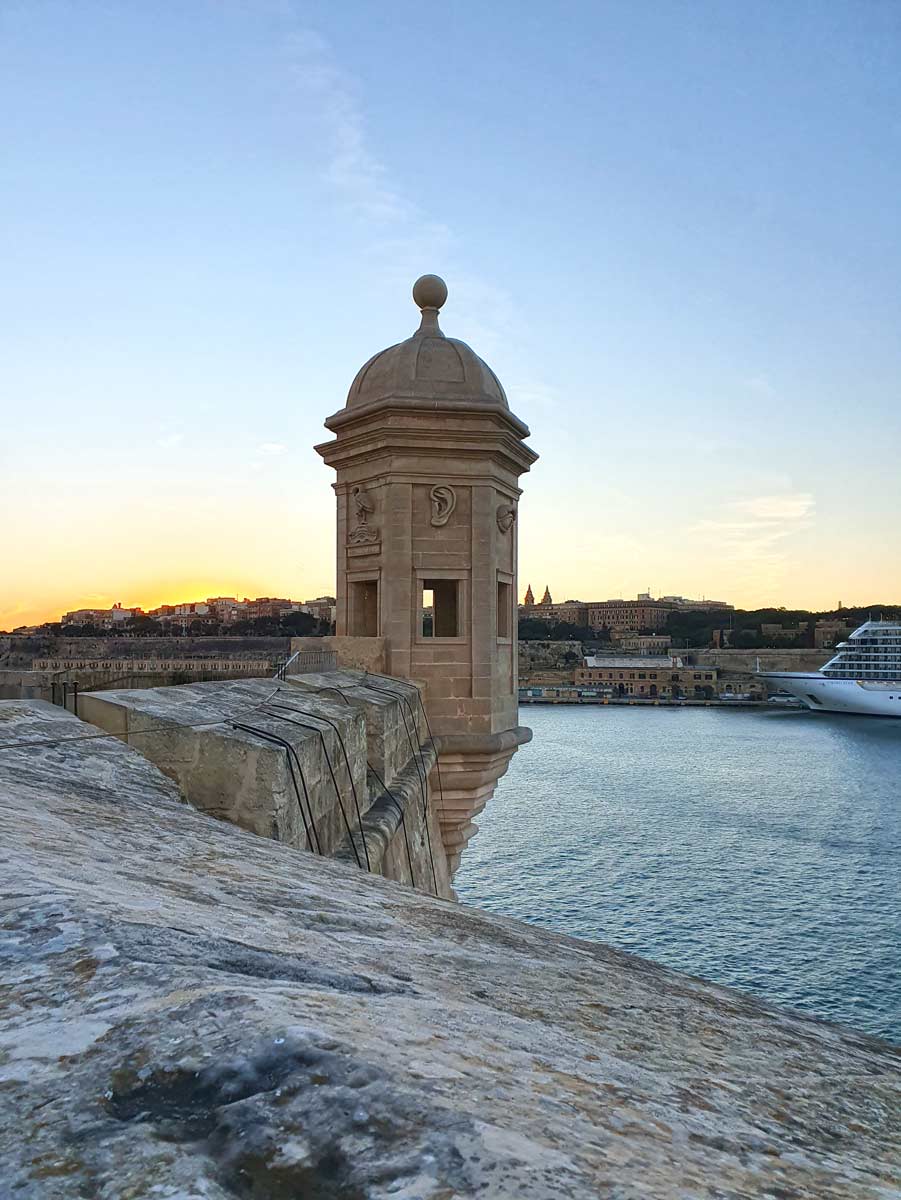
[4,2,900,629]
[9,591,337,633]
[5,581,881,634]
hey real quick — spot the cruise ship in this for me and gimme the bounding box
[761,620,901,717]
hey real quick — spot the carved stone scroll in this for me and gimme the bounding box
[429,485,457,527]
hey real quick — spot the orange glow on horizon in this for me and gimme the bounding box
[2,575,338,631]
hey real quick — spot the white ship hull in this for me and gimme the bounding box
[762,672,901,718]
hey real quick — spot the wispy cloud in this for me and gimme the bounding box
[157,431,184,449]
[282,29,426,228]
[276,19,556,416]
[257,441,287,456]
[732,494,814,523]
[686,491,815,594]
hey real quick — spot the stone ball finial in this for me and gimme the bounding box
[413,274,448,311]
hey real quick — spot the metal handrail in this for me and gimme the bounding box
[274,651,301,680]
[273,648,338,680]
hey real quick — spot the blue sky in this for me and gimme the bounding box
[2,0,900,625]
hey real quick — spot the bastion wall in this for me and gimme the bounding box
[1,698,897,1198]
[686,646,829,673]
[0,634,290,670]
[77,671,452,900]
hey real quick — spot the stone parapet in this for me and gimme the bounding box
[286,668,452,898]
[0,634,290,669]
[0,669,55,701]
[287,668,424,785]
[33,657,276,672]
[291,635,387,674]
[335,736,443,897]
[78,678,366,856]
[75,674,450,896]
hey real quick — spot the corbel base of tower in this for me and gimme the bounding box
[431,727,532,877]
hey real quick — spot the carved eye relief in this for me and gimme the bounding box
[429,485,457,527]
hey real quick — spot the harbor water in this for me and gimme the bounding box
[455,705,901,1042]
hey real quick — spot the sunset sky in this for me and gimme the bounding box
[3,1,900,629]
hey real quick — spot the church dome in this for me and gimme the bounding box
[345,274,509,411]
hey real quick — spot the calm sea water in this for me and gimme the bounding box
[455,705,901,1042]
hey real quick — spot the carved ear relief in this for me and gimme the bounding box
[429,485,457,527]
[496,502,516,534]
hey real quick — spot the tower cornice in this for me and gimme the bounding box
[324,396,533,441]
[316,403,538,477]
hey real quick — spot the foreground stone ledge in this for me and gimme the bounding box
[76,678,368,858]
[1,701,899,1199]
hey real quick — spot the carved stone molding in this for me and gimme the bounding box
[348,485,379,545]
[429,485,457,527]
[431,727,531,876]
[496,502,516,534]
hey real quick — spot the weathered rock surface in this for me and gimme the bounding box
[76,677,369,859]
[75,675,450,898]
[1,700,899,1198]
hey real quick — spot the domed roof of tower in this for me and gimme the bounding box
[345,275,509,411]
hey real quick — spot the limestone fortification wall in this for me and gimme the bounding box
[0,634,290,669]
[686,647,828,674]
[518,639,583,674]
[78,672,451,899]
[1,698,898,1198]
[292,634,388,674]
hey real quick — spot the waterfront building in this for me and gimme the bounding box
[61,602,143,628]
[302,595,337,624]
[148,601,211,624]
[586,598,673,632]
[522,592,675,632]
[238,597,299,621]
[760,622,809,644]
[61,608,110,626]
[615,633,672,653]
[576,654,718,699]
[526,599,589,626]
[659,595,734,612]
[204,596,242,623]
[814,618,853,649]
[521,591,733,633]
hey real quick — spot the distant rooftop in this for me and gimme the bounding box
[583,655,682,668]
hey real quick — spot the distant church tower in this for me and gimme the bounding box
[316,274,538,872]
[523,584,534,606]
[541,585,552,605]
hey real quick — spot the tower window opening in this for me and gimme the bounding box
[422,579,459,638]
[350,580,378,637]
[497,580,511,639]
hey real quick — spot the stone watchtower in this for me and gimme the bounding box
[316,275,537,872]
